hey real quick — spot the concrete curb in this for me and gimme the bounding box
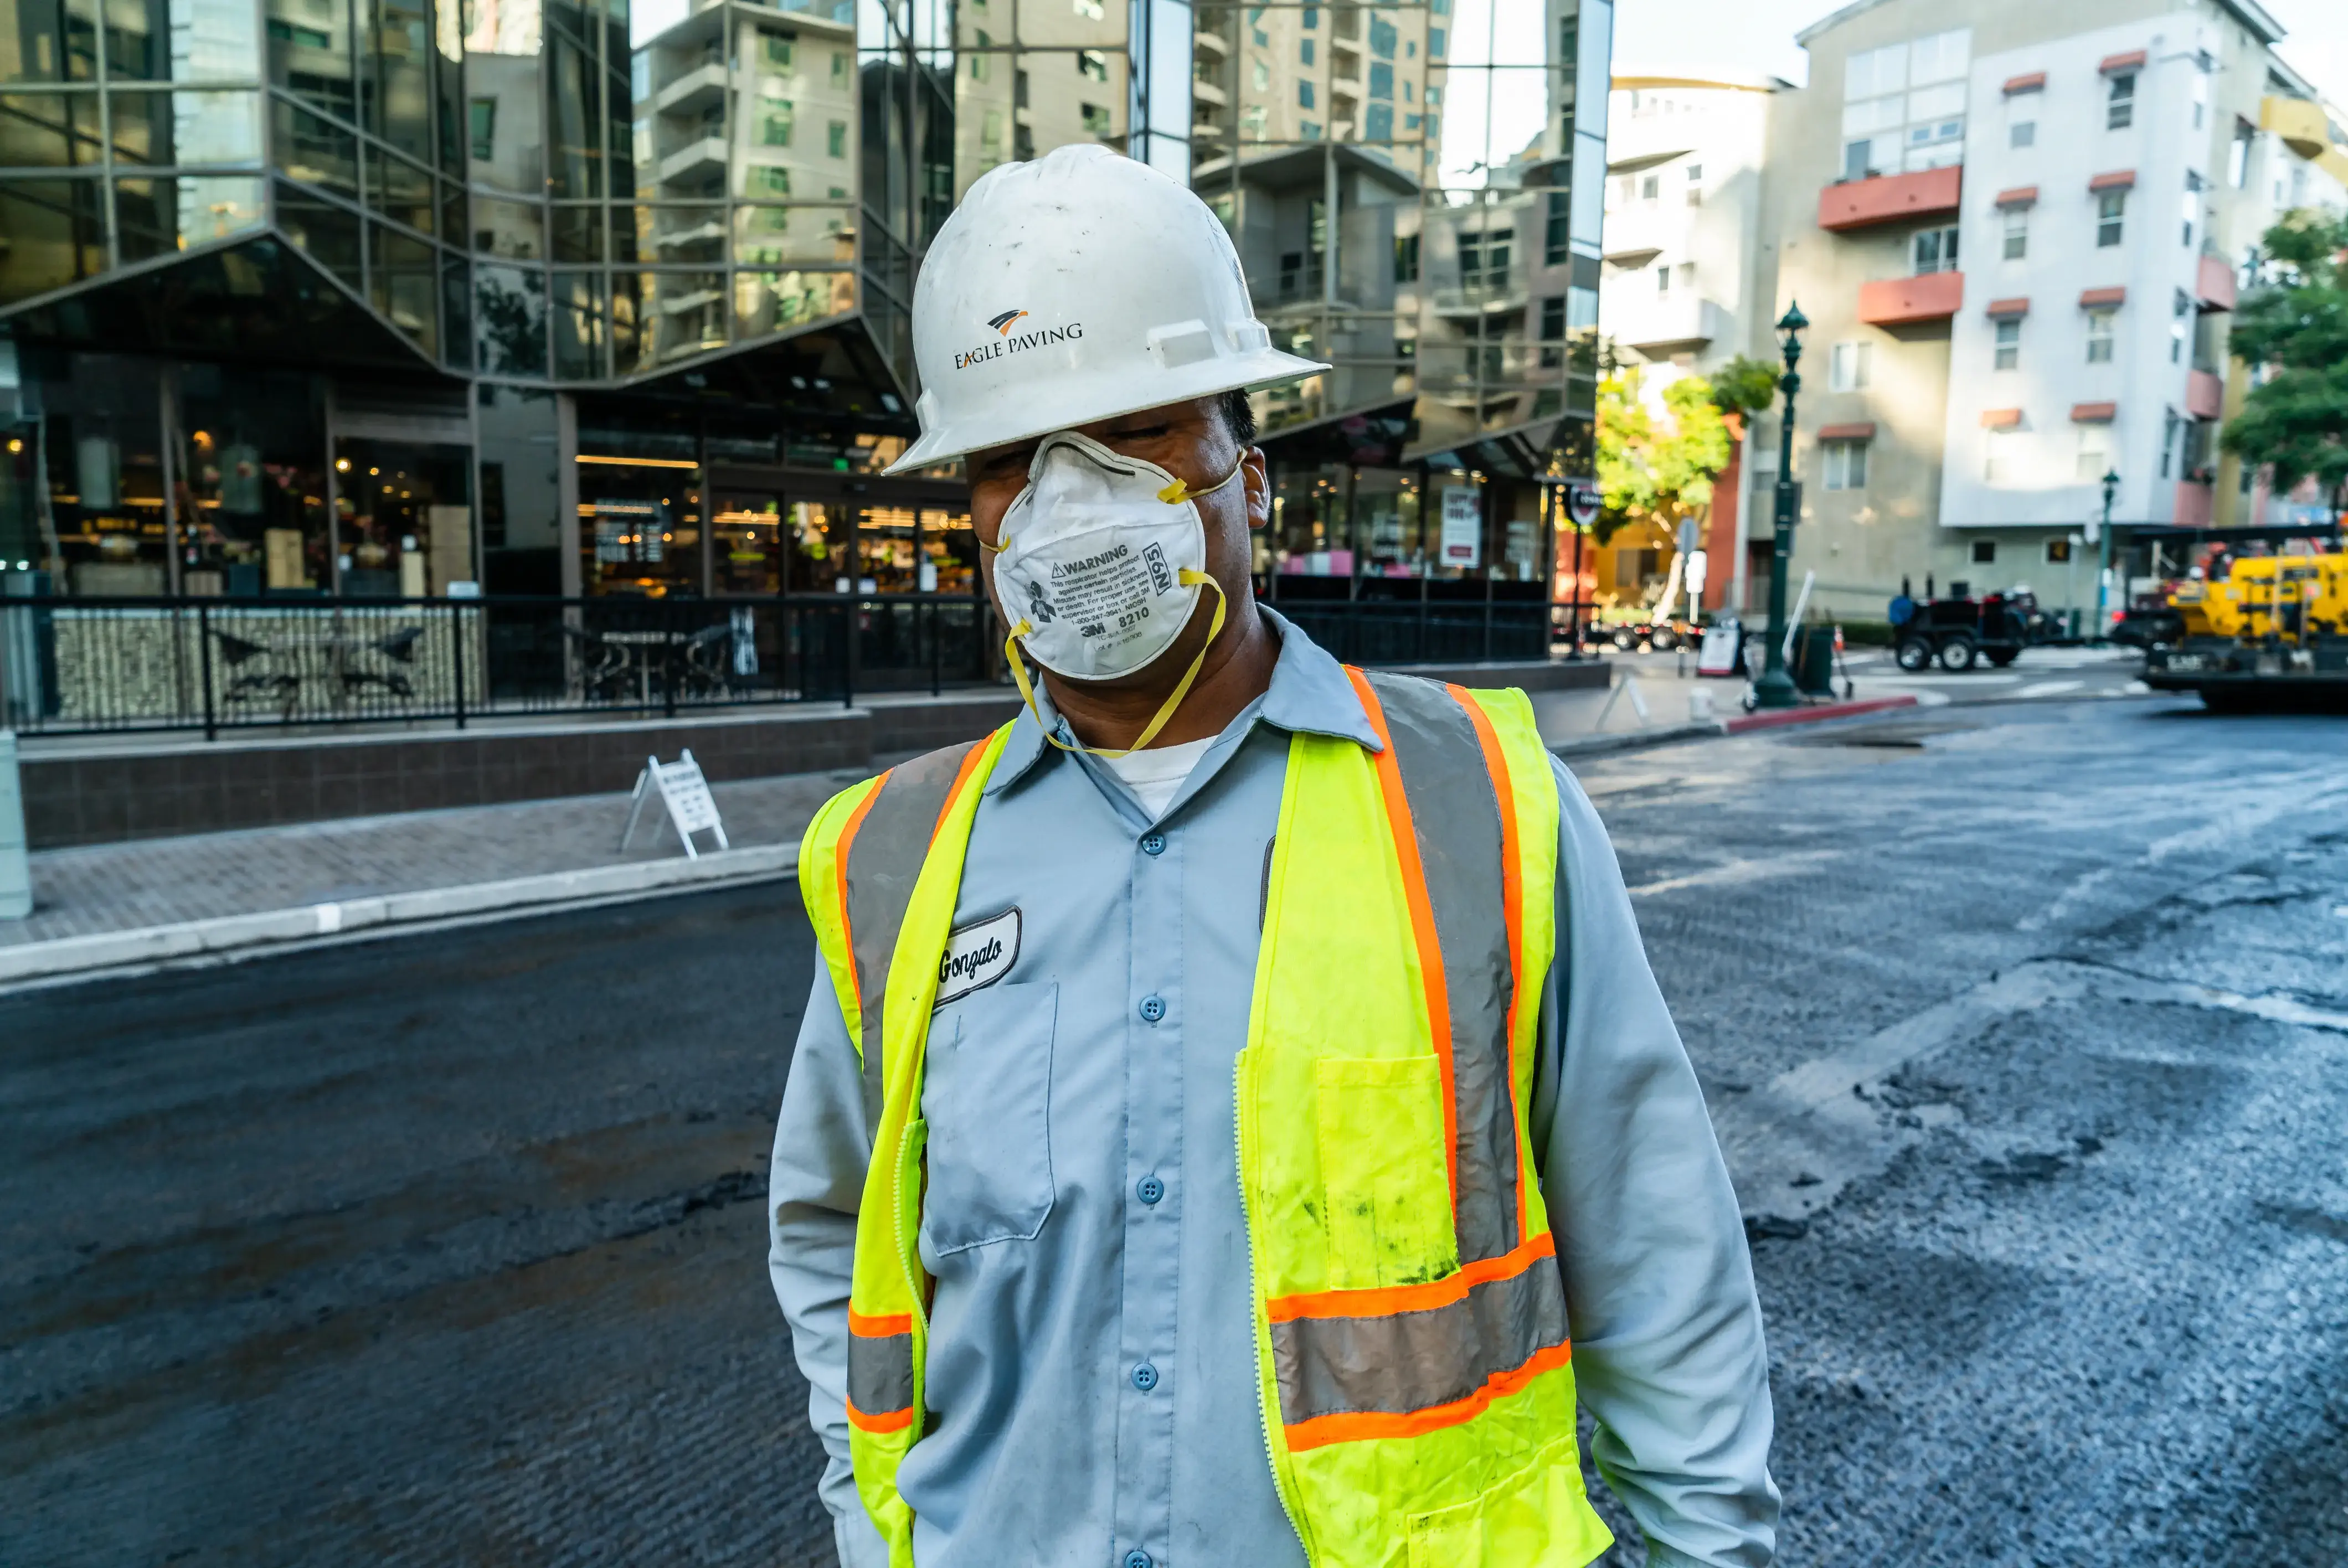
[1726,695,1920,733]
[1552,721,1729,760]
[1550,694,1929,762]
[0,843,799,988]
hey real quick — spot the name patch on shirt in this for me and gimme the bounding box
[935,908,1021,1007]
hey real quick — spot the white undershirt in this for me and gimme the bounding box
[1101,735,1217,818]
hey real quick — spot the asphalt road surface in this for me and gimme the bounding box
[6,697,2345,1566]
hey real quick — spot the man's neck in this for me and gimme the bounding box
[1040,599,1281,752]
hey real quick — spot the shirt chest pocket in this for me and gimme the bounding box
[920,980,1058,1255]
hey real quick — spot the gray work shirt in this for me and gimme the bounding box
[767,611,1779,1568]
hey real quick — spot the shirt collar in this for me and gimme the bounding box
[984,605,1381,796]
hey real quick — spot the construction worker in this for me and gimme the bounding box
[768,146,1778,1568]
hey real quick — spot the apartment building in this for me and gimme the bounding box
[1191,0,1612,608]
[1749,0,2346,621]
[1598,69,1781,612]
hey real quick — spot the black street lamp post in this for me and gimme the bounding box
[2094,468,2120,640]
[1752,302,1809,710]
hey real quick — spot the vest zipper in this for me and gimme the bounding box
[1234,1050,1312,1563]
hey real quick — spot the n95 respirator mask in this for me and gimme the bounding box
[988,430,1239,755]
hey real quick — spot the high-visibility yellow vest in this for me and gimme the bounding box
[798,669,1614,1568]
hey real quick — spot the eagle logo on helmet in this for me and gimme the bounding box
[987,309,1029,336]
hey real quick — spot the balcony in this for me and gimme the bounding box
[1428,281,1530,316]
[657,136,729,188]
[1818,165,1962,233]
[1607,293,1729,355]
[2195,252,2238,312]
[656,61,728,119]
[1857,269,1964,327]
[1601,202,1678,266]
[2186,369,2225,420]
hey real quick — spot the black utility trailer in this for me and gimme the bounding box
[1891,594,2034,672]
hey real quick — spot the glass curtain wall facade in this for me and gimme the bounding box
[0,0,1591,611]
[1196,0,1606,599]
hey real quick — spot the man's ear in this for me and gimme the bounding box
[1242,446,1270,531]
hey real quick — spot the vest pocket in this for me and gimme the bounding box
[920,981,1057,1255]
[1314,1055,1459,1290]
[1403,1435,1614,1568]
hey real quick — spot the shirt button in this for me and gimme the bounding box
[1139,994,1166,1024]
[1136,1175,1164,1204]
[1140,832,1166,856]
[1123,1552,1152,1568]
[1131,1361,1159,1392]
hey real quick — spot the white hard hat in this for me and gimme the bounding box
[885,145,1329,474]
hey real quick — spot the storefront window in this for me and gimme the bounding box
[712,489,785,594]
[332,439,473,596]
[576,455,701,596]
[923,506,976,593]
[32,353,171,594]
[1355,467,1423,580]
[782,500,846,592]
[477,383,561,594]
[1270,462,1351,578]
[174,363,328,596]
[857,503,919,593]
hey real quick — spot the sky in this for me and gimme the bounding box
[1610,0,2348,103]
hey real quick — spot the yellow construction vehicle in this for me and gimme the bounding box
[2148,545,2348,710]
[2168,551,2348,639]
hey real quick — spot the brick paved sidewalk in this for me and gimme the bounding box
[2,767,866,950]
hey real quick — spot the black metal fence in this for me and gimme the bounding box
[0,590,1601,739]
[0,594,1001,737]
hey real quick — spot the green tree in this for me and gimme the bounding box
[2221,211,2348,509]
[1707,354,1784,420]
[1595,367,1733,546]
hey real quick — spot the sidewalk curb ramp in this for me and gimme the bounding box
[0,843,800,989]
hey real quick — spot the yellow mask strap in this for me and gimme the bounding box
[1154,452,1248,507]
[1002,570,1228,759]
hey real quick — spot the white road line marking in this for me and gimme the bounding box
[2017,680,2086,698]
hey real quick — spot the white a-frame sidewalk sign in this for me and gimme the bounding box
[621,750,730,859]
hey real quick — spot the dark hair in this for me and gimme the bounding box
[1217,387,1258,449]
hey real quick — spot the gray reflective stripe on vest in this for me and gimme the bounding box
[842,739,986,1129]
[848,1328,916,1419]
[1268,1254,1569,1426]
[1360,670,1520,1266]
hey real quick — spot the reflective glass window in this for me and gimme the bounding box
[276,178,363,288]
[267,0,357,121]
[363,140,434,231]
[731,266,852,341]
[113,172,262,256]
[641,202,723,264]
[270,97,361,195]
[367,221,440,354]
[110,87,261,166]
[0,176,106,303]
[359,0,434,161]
[731,202,856,265]
[551,270,606,378]
[634,269,728,366]
[471,195,543,257]
[2,0,70,82]
[0,91,100,167]
[475,261,549,375]
[550,202,603,261]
